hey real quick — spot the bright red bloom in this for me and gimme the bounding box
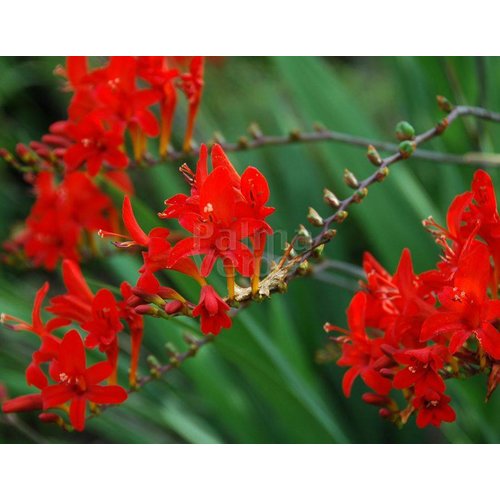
[393,346,448,394]
[421,243,500,359]
[7,171,118,270]
[1,282,69,389]
[63,115,129,176]
[165,144,274,279]
[413,390,456,428]
[327,292,392,397]
[192,285,231,335]
[42,330,127,431]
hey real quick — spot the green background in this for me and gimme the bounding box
[0,56,499,443]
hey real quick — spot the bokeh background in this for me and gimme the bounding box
[0,56,499,443]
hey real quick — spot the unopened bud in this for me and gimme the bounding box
[323,229,337,241]
[311,244,325,259]
[395,121,415,141]
[399,140,416,159]
[313,122,327,132]
[366,145,382,166]
[333,210,348,223]
[436,95,453,112]
[343,169,359,189]
[297,260,312,276]
[134,304,158,316]
[147,355,161,369]
[323,188,340,208]
[375,166,389,182]
[277,281,288,294]
[353,187,368,203]
[297,224,312,245]
[289,129,301,141]
[164,300,184,315]
[248,123,263,139]
[435,118,449,135]
[362,393,392,406]
[237,136,249,148]
[379,408,392,419]
[307,207,324,227]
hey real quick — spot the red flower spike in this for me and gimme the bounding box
[42,330,127,431]
[192,285,231,335]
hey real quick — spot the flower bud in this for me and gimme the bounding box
[2,393,43,413]
[366,145,382,166]
[311,244,325,259]
[333,210,348,223]
[164,300,184,315]
[323,188,340,208]
[323,229,337,241]
[362,393,392,406]
[343,169,359,189]
[399,140,416,159]
[248,123,263,139]
[395,121,415,141]
[375,166,389,182]
[307,207,324,227]
[436,95,453,112]
[237,136,249,148]
[353,187,368,203]
[297,260,312,276]
[297,224,312,246]
[435,118,449,135]
[289,129,301,141]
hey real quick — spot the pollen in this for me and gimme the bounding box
[59,373,69,383]
[203,203,214,213]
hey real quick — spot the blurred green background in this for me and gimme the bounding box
[0,56,499,443]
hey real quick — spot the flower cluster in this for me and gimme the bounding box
[1,56,205,270]
[0,259,144,431]
[325,170,500,428]
[102,144,274,335]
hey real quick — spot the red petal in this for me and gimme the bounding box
[42,384,73,409]
[122,196,149,246]
[31,282,50,334]
[62,259,94,302]
[85,361,113,385]
[69,396,87,431]
[59,330,86,376]
[86,385,128,405]
[341,366,362,398]
[420,312,465,341]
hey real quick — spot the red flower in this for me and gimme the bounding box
[1,282,69,389]
[192,285,231,335]
[327,292,392,397]
[421,243,500,359]
[393,346,448,394]
[63,115,129,176]
[413,390,456,428]
[164,144,273,297]
[42,330,127,431]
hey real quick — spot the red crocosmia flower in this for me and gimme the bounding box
[393,346,448,394]
[192,285,231,335]
[421,243,500,359]
[9,171,118,270]
[42,330,127,431]
[326,292,392,397]
[413,390,456,428]
[1,282,69,389]
[165,144,274,298]
[63,115,129,176]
